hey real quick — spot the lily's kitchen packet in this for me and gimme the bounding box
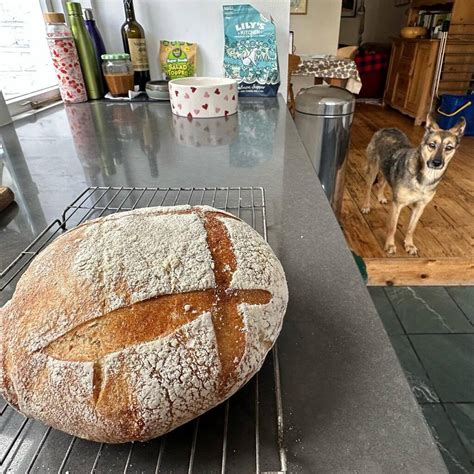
[223,4,280,97]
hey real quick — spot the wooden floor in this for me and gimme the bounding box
[340,103,473,286]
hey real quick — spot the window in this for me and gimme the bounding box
[0,0,61,117]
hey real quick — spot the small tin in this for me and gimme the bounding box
[146,80,170,100]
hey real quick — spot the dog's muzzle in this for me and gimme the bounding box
[428,158,444,169]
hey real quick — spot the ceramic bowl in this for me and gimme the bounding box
[169,77,238,119]
[400,26,428,39]
[146,80,170,100]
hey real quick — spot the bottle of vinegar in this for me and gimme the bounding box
[121,0,151,91]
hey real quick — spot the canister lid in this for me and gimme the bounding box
[295,85,355,116]
[101,53,131,61]
[43,12,65,23]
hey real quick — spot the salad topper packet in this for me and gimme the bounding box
[223,4,280,97]
[160,41,197,80]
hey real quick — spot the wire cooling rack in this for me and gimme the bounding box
[0,186,287,473]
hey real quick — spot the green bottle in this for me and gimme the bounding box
[66,2,103,99]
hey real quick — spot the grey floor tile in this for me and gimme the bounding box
[447,287,474,326]
[368,287,404,335]
[410,335,474,403]
[422,404,472,474]
[385,287,473,334]
[445,403,474,465]
[390,335,439,403]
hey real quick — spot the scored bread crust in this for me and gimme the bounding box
[0,205,288,442]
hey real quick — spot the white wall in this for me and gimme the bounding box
[339,0,407,45]
[87,0,290,96]
[290,0,342,55]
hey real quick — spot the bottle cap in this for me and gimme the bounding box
[101,53,131,61]
[43,12,65,23]
[66,2,83,16]
[83,8,94,21]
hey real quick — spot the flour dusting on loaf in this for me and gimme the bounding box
[0,205,288,443]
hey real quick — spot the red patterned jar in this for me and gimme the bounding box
[44,12,87,103]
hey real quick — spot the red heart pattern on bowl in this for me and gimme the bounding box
[169,77,238,119]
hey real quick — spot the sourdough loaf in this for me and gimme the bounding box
[0,205,288,443]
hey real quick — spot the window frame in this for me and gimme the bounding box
[5,87,61,119]
[1,0,65,120]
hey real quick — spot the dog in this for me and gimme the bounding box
[362,114,466,255]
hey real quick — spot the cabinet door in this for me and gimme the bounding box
[406,42,438,116]
[393,74,410,109]
[384,41,402,104]
[392,41,416,109]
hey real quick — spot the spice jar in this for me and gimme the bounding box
[101,53,134,97]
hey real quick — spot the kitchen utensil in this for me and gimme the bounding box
[146,80,170,100]
[169,77,238,119]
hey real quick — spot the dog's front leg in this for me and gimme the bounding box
[384,201,403,254]
[404,201,428,255]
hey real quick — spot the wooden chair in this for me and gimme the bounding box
[288,54,301,118]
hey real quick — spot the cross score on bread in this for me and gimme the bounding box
[45,208,272,397]
[0,205,287,442]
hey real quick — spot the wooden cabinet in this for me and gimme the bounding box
[384,38,439,125]
[390,0,474,123]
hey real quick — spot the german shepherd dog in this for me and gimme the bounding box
[362,114,466,255]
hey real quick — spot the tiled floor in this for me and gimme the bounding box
[369,286,474,473]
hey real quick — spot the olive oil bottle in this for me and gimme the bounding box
[121,0,150,90]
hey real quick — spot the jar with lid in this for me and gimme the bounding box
[101,53,134,97]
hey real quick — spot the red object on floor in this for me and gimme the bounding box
[354,51,390,98]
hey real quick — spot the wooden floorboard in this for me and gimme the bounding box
[340,103,474,286]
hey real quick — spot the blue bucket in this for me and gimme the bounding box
[437,94,474,136]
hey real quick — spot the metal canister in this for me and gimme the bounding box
[295,85,355,219]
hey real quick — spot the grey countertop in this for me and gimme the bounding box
[0,97,446,472]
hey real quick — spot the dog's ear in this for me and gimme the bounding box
[449,116,466,138]
[425,113,442,132]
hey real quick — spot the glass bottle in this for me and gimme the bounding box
[66,1,103,99]
[44,12,87,103]
[121,0,151,91]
